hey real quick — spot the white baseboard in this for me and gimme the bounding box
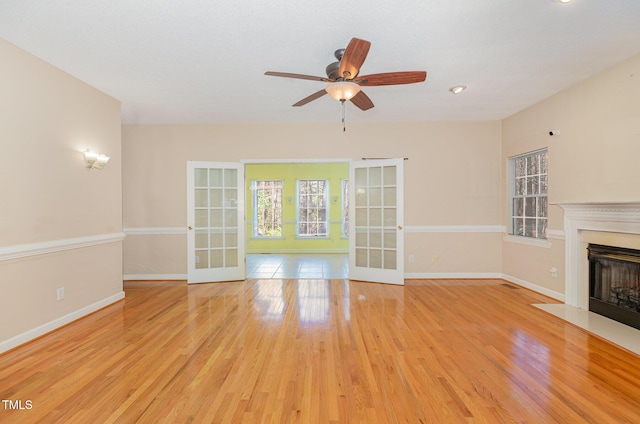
[405,272,503,279]
[0,291,125,354]
[124,274,187,281]
[502,274,565,301]
[404,272,565,302]
[123,272,564,305]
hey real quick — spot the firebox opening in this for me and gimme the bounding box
[588,244,640,331]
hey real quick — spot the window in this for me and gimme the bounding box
[510,149,548,239]
[297,180,328,237]
[342,179,349,237]
[252,180,283,237]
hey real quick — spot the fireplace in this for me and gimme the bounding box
[559,202,640,311]
[588,243,640,330]
[537,203,640,353]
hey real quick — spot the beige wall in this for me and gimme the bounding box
[405,232,502,276]
[0,39,123,350]
[502,53,640,297]
[122,121,503,277]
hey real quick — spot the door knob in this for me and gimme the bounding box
[398,225,403,230]
[188,226,193,230]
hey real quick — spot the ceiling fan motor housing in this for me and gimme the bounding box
[325,61,341,80]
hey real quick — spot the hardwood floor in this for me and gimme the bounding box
[2,278,640,423]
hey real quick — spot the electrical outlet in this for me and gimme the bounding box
[432,255,438,262]
[408,255,415,263]
[57,287,65,301]
[550,267,558,278]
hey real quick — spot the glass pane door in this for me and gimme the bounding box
[187,161,245,283]
[349,158,404,285]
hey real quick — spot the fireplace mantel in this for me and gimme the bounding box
[558,202,640,309]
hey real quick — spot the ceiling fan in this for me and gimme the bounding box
[265,37,427,111]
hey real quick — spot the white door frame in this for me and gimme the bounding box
[187,158,404,284]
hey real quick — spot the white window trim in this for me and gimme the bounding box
[507,148,548,240]
[503,234,552,248]
[296,179,329,238]
[251,179,284,238]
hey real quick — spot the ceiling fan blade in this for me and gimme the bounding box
[355,71,427,86]
[350,90,374,111]
[265,71,329,82]
[338,38,371,80]
[292,89,328,107]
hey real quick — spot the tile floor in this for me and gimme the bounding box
[246,253,349,279]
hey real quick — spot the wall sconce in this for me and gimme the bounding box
[84,150,110,170]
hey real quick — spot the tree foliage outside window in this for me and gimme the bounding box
[253,180,283,237]
[298,180,328,237]
[510,149,548,239]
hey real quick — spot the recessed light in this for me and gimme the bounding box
[551,0,572,3]
[449,85,466,95]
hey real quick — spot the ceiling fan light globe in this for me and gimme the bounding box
[325,81,361,101]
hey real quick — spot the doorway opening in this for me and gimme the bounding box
[187,158,404,285]
[244,161,349,279]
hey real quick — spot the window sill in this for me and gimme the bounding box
[503,234,551,248]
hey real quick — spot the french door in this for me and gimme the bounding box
[187,161,245,283]
[349,158,404,285]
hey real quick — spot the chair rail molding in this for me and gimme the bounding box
[123,227,186,235]
[0,232,126,262]
[405,225,504,233]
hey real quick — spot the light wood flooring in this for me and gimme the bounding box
[2,278,640,423]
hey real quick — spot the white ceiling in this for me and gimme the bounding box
[1,0,640,124]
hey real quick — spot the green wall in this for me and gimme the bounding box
[245,162,349,253]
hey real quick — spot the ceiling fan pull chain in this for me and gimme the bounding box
[341,99,346,132]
